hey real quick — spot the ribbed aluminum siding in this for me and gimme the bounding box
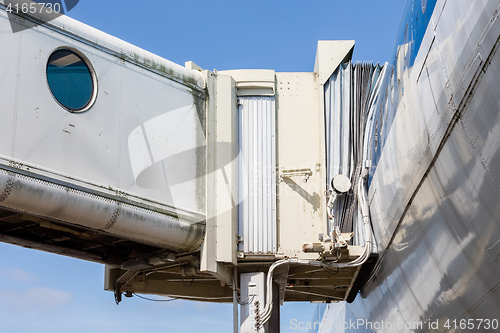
[324,62,385,235]
[238,96,277,254]
[324,63,352,234]
[325,63,352,182]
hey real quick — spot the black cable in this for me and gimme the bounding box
[181,272,195,287]
[132,293,177,302]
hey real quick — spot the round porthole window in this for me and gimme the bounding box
[46,48,97,112]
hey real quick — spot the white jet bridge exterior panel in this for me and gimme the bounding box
[0,7,206,252]
[238,96,277,254]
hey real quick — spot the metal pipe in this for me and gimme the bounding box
[233,267,239,333]
[0,168,205,252]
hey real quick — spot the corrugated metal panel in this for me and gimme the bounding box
[238,96,277,254]
[325,63,352,180]
[324,62,385,234]
[324,63,352,233]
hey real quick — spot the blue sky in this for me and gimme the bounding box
[0,1,406,332]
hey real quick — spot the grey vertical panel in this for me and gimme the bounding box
[238,96,276,254]
[324,63,351,233]
[324,62,385,234]
[271,97,277,253]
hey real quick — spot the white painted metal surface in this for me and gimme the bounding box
[240,272,267,333]
[200,72,238,285]
[275,72,327,259]
[220,70,275,96]
[0,6,207,251]
[238,96,277,254]
[314,41,355,85]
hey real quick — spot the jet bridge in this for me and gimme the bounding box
[0,4,380,332]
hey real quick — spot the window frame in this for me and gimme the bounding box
[45,47,98,113]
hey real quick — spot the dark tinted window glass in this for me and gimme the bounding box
[47,49,94,111]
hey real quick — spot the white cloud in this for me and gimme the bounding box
[0,287,73,313]
[0,268,39,283]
